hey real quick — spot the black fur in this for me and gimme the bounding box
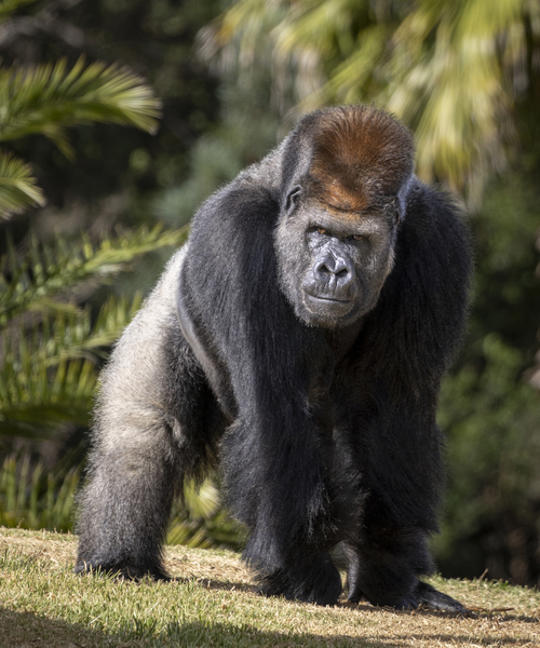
[76,106,471,611]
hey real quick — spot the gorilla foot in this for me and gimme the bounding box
[74,558,169,581]
[258,553,342,606]
[347,579,467,612]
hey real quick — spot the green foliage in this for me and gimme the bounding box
[0,297,141,439]
[0,359,96,439]
[4,0,221,219]
[0,226,187,440]
[0,451,241,548]
[0,224,186,326]
[0,455,79,530]
[436,335,539,576]
[0,153,45,217]
[211,0,538,203]
[0,57,161,149]
[155,36,289,227]
[167,478,245,550]
[0,0,38,20]
[434,162,540,584]
[0,55,161,218]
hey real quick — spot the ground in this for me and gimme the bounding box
[0,527,538,647]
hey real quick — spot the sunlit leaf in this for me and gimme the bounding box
[0,152,45,218]
[209,0,534,203]
[0,57,162,151]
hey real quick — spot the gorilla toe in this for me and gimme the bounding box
[414,581,468,613]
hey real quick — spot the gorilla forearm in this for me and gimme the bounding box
[75,250,221,577]
[224,413,343,605]
[222,411,334,556]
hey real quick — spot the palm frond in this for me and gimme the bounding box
[42,294,144,366]
[378,0,524,201]
[2,294,142,375]
[0,454,79,530]
[0,358,95,438]
[213,0,531,202]
[0,57,162,152]
[0,270,153,440]
[0,224,188,327]
[0,151,45,219]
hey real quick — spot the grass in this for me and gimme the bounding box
[0,527,538,647]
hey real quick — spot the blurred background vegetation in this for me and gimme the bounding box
[0,0,538,587]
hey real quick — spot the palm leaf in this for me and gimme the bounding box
[212,0,531,202]
[0,151,45,218]
[0,455,79,530]
[0,224,188,327]
[2,294,142,374]
[0,57,162,153]
[0,358,96,438]
[41,294,144,366]
[0,294,140,439]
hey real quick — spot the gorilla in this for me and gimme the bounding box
[75,105,471,610]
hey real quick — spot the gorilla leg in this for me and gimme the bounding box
[76,250,218,578]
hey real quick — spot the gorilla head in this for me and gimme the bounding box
[275,105,414,328]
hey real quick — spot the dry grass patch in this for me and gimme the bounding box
[0,527,538,647]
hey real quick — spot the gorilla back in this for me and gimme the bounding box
[76,105,471,610]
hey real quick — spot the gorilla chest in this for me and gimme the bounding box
[306,348,359,436]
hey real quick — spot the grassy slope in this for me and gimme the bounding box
[0,528,538,648]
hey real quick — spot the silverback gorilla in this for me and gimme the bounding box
[75,105,471,610]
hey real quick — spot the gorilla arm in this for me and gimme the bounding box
[183,184,343,604]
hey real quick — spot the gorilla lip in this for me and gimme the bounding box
[305,292,354,315]
[308,294,351,304]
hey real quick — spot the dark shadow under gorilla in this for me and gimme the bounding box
[75,105,472,611]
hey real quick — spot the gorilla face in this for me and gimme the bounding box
[275,191,398,329]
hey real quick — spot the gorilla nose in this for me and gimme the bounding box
[315,255,351,283]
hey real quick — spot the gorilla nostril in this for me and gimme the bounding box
[316,262,331,277]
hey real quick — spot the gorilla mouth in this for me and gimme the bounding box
[304,291,355,317]
[308,294,351,304]
[304,287,354,305]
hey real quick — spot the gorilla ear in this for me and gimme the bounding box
[396,174,415,223]
[284,185,302,217]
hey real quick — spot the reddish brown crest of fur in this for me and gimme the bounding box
[309,106,414,215]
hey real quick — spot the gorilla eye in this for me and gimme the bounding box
[316,227,328,236]
[350,234,366,242]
